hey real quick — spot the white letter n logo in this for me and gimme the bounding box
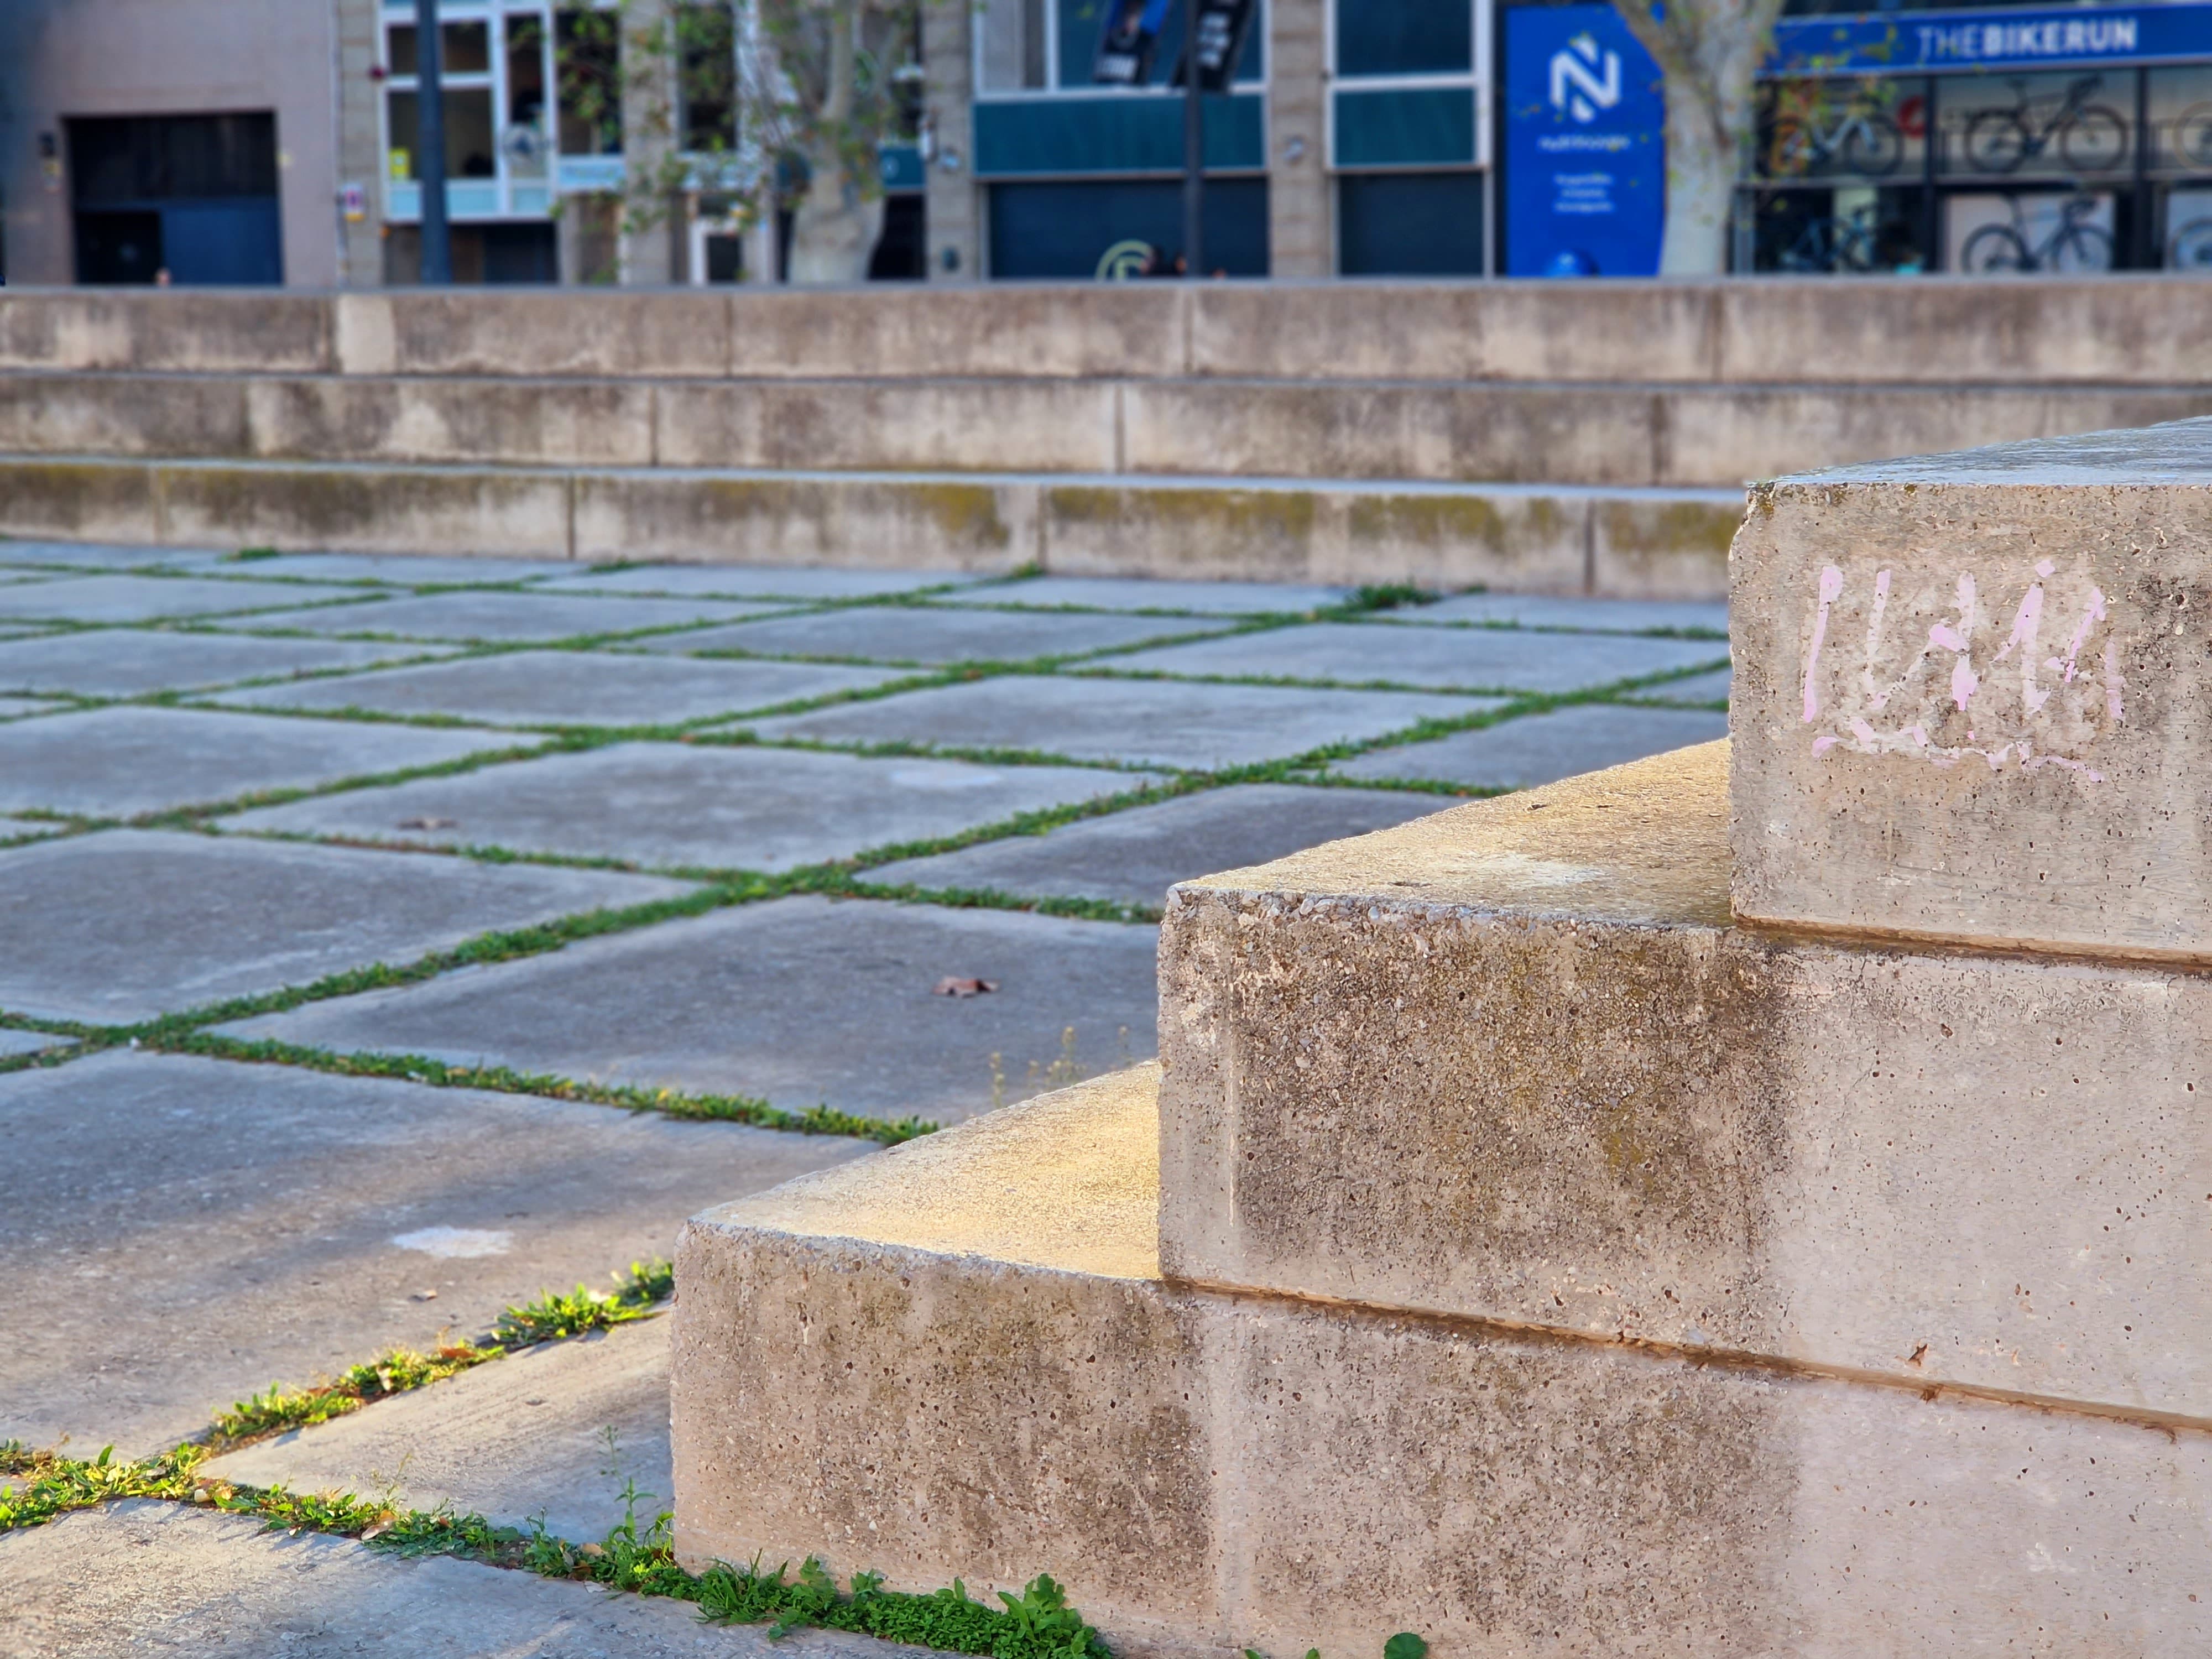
[1550,32,1621,123]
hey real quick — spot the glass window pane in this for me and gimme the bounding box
[557,8,623,154]
[443,20,491,74]
[678,3,737,150]
[507,14,547,125]
[387,23,416,75]
[1338,0,1470,78]
[978,0,1048,91]
[384,87,499,178]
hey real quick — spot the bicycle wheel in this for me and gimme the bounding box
[2172,217,2212,270]
[2174,103,2212,170]
[1844,113,1903,177]
[1965,109,2029,174]
[1769,117,1815,176]
[1963,223,2031,272]
[2060,106,2129,173]
[1835,223,1879,273]
[2050,221,2114,274]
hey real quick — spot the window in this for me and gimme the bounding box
[556,8,623,155]
[677,3,738,153]
[1337,0,1473,78]
[977,0,1262,93]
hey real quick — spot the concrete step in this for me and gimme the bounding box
[674,1051,2209,1657]
[0,455,1743,599]
[7,279,2212,387]
[7,368,2209,489]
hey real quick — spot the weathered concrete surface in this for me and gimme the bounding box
[216,896,1158,1123]
[0,538,228,570]
[750,676,1491,770]
[864,784,1444,907]
[1107,619,1730,695]
[0,706,535,818]
[0,815,61,842]
[939,576,1350,614]
[208,649,904,728]
[1333,705,1728,787]
[0,572,361,623]
[1162,743,2212,1416]
[674,1064,2212,1659]
[0,1027,74,1058]
[637,605,1234,665]
[1731,417,2212,959]
[1408,591,1728,635]
[537,564,985,601]
[206,1316,673,1543]
[234,589,776,643]
[0,627,457,697]
[1629,663,1732,705]
[0,1503,936,1659]
[220,744,1166,873]
[216,550,574,585]
[0,830,687,1023]
[0,695,61,718]
[0,1051,868,1456]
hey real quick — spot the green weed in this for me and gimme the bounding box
[210,1340,496,1443]
[495,1258,672,1345]
[0,1442,208,1530]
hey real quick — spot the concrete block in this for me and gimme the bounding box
[218,743,1166,873]
[380,289,733,378]
[864,784,1446,907]
[0,371,250,457]
[216,895,1159,1123]
[0,458,163,546]
[941,576,1351,614]
[1406,591,1728,634]
[1161,743,2212,1416]
[724,284,1182,379]
[233,590,774,643]
[535,565,986,601]
[0,573,360,624]
[0,828,684,1024]
[1,1045,868,1454]
[749,675,1493,771]
[1729,418,2212,958]
[655,379,1119,473]
[245,375,657,467]
[1589,492,1743,599]
[1332,705,1729,788]
[0,628,458,697]
[207,650,903,728]
[0,290,332,372]
[156,458,573,559]
[675,1063,2212,1658]
[636,606,1235,666]
[572,470,1039,572]
[1105,619,1730,696]
[0,1503,924,1659]
[0,706,536,822]
[205,1316,673,1543]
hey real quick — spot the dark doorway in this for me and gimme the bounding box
[67,113,282,285]
[868,194,927,279]
[987,176,1269,278]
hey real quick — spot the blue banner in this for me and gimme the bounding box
[1503,4,1666,277]
[1766,3,2212,78]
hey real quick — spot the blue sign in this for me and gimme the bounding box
[1766,3,2212,78]
[1504,4,1665,278]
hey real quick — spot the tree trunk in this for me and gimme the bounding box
[784,0,883,284]
[1659,90,1737,275]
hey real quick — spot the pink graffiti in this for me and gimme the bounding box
[1860,569,1893,709]
[1804,564,1844,722]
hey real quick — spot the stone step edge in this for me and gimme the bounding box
[0,454,1741,600]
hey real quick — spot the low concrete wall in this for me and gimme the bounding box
[5,278,2212,386]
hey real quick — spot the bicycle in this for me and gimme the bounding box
[2173,102,2212,170]
[2171,216,2212,271]
[1776,206,1881,273]
[1960,194,2114,273]
[1770,100,1903,178]
[1963,75,2129,174]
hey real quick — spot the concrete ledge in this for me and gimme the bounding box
[674,1060,2212,1657]
[0,456,1738,597]
[1731,415,2212,958]
[1160,741,2212,1417]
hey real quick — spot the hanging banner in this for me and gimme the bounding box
[1503,3,1666,276]
[1172,0,1260,92]
[1094,0,1175,87]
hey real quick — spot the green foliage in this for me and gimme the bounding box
[211,1341,496,1443]
[1384,1636,1430,1659]
[1343,584,1438,613]
[0,1442,207,1530]
[230,546,281,562]
[494,1258,673,1345]
[696,1558,1110,1659]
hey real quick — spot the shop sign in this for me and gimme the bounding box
[1767,2,2212,78]
[1503,3,1666,276]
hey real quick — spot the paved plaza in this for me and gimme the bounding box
[0,539,1726,1651]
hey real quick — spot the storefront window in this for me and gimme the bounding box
[1337,0,1474,77]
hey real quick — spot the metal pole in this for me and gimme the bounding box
[416,0,452,283]
[1182,1,1203,276]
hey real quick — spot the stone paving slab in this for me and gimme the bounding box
[864,783,1447,907]
[536,564,983,601]
[208,650,907,728]
[220,744,1167,873]
[1102,620,1731,696]
[207,1315,672,1544]
[1331,704,1731,790]
[0,705,536,818]
[0,628,460,697]
[0,815,61,842]
[0,695,64,718]
[1624,664,1733,705]
[216,551,576,585]
[638,604,1237,665]
[232,591,783,643]
[1403,593,1730,635]
[946,576,1352,613]
[748,675,1495,771]
[0,573,364,624]
[0,1050,869,1457]
[218,895,1160,1124]
[0,1503,937,1659]
[0,1028,76,1058]
[0,830,690,1024]
[0,539,231,571]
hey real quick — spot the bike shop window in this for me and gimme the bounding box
[1751,74,1931,274]
[2153,60,2212,270]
